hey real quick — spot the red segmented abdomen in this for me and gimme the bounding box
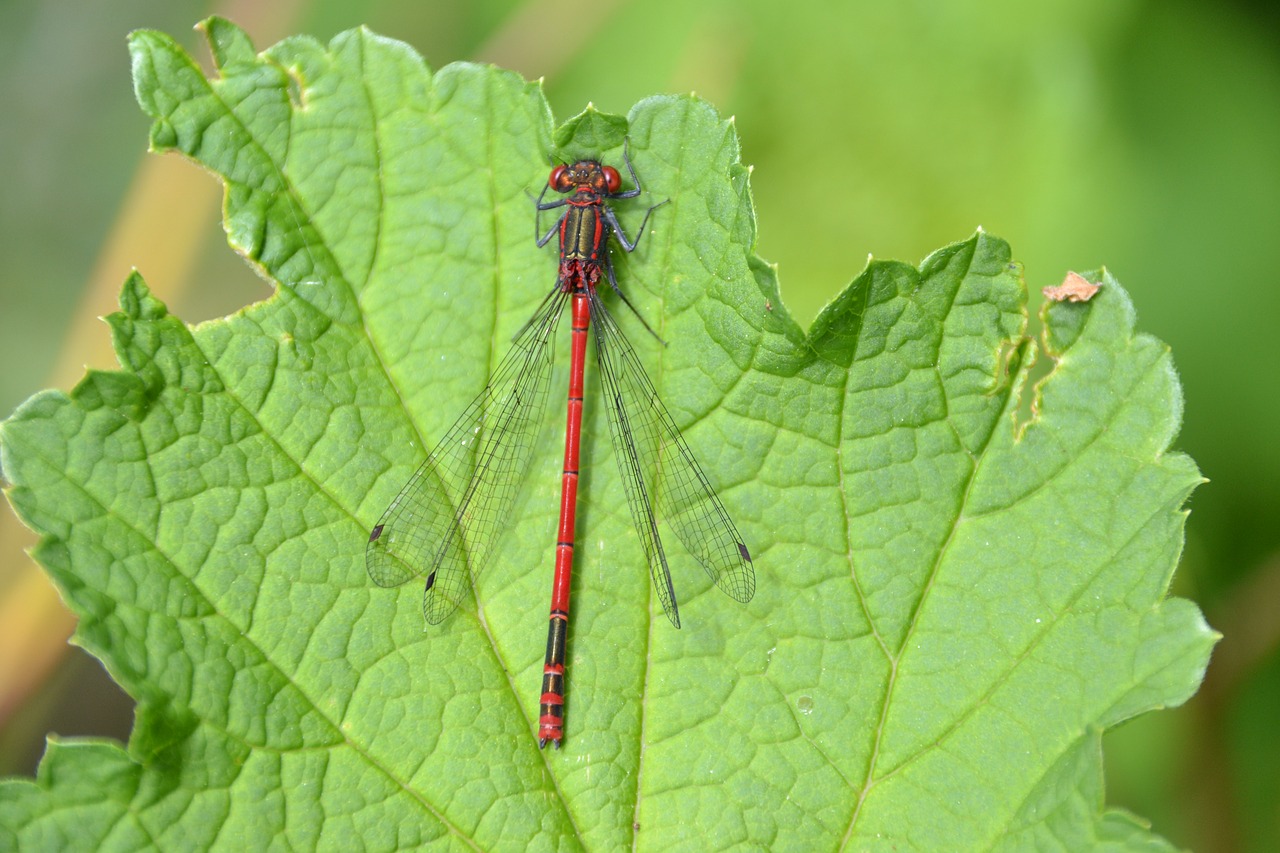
[537,290,592,747]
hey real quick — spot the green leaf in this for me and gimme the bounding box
[1,17,1216,851]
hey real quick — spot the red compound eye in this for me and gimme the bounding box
[549,164,571,191]
[601,166,622,194]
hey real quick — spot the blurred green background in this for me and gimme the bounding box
[2,1,1277,849]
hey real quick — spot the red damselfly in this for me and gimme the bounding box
[366,143,755,748]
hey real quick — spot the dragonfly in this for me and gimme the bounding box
[366,143,755,748]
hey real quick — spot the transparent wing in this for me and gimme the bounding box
[366,287,569,624]
[588,288,755,628]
